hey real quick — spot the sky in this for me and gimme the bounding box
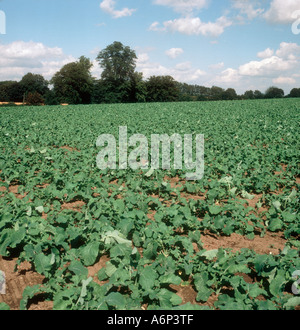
[0,0,300,94]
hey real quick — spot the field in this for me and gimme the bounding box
[0,99,299,310]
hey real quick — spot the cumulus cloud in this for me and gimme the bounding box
[0,41,75,81]
[100,0,136,19]
[210,41,300,93]
[257,48,274,59]
[165,48,184,59]
[209,62,225,70]
[264,0,300,24]
[150,16,232,37]
[239,56,296,77]
[136,52,206,82]
[231,0,264,21]
[150,0,232,37]
[273,76,296,85]
[153,0,208,14]
[275,42,300,59]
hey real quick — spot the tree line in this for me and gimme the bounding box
[1,41,300,105]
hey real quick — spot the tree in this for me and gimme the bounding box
[254,90,264,99]
[19,73,49,98]
[210,86,224,100]
[26,92,44,106]
[51,56,94,104]
[243,90,255,99]
[145,76,179,102]
[96,41,137,83]
[222,88,238,100]
[265,86,284,99]
[95,41,139,103]
[289,88,300,98]
[0,81,23,102]
[128,72,147,103]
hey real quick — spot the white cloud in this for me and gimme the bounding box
[209,41,300,93]
[264,0,300,24]
[0,41,63,59]
[153,0,208,14]
[136,52,206,82]
[273,76,296,85]
[275,42,300,59]
[165,48,184,59]
[239,56,296,77]
[240,42,300,77]
[257,48,274,59]
[209,62,225,70]
[150,16,232,37]
[214,68,240,84]
[100,0,136,19]
[0,41,75,81]
[231,0,264,20]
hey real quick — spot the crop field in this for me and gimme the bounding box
[0,98,299,310]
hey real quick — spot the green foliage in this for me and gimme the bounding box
[0,99,299,310]
[51,56,94,104]
[146,75,179,102]
[26,92,44,106]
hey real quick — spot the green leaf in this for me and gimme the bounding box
[269,270,286,297]
[145,168,154,177]
[20,285,43,310]
[157,289,182,307]
[105,261,117,278]
[139,266,157,292]
[209,205,222,215]
[193,272,213,302]
[97,268,108,281]
[105,292,126,309]
[77,277,93,305]
[34,253,54,275]
[103,230,132,247]
[284,297,300,310]
[272,200,281,211]
[160,273,182,286]
[268,218,283,232]
[200,249,218,261]
[80,242,100,266]
[0,303,10,310]
[69,260,88,277]
[110,244,132,259]
[241,190,255,200]
[35,206,44,214]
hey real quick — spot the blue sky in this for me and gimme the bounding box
[0,0,300,94]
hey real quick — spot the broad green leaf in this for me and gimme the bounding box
[69,260,88,277]
[193,272,213,302]
[80,242,100,266]
[208,205,222,215]
[105,292,126,309]
[34,253,54,275]
[157,289,182,307]
[139,266,157,292]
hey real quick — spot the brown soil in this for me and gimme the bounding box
[0,256,51,310]
[61,200,86,212]
[201,231,287,255]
